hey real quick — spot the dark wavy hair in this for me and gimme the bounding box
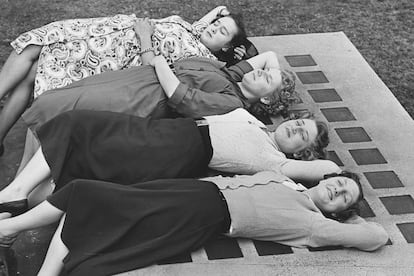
[212,13,247,50]
[248,69,299,117]
[322,171,364,222]
[211,13,258,67]
[282,111,330,161]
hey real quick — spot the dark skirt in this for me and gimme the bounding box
[47,178,229,276]
[37,110,213,190]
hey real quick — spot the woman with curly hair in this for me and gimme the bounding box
[22,51,294,131]
[0,107,336,216]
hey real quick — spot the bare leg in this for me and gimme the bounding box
[0,61,38,145]
[0,45,41,100]
[0,200,63,244]
[0,147,51,203]
[37,215,67,276]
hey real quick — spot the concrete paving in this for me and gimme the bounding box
[119,32,414,275]
[2,32,414,275]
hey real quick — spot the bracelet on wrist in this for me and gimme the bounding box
[140,46,155,55]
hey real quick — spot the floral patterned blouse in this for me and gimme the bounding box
[11,14,217,97]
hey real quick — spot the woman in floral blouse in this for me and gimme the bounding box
[0,6,250,154]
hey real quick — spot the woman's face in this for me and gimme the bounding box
[200,17,239,52]
[312,176,360,213]
[240,68,282,99]
[273,119,318,154]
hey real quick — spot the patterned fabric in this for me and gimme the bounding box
[11,14,217,98]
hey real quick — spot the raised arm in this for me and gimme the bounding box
[198,6,230,24]
[133,18,156,65]
[280,159,341,183]
[246,51,280,70]
[311,215,389,251]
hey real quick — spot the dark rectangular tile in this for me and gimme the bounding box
[359,199,375,218]
[308,89,342,103]
[285,55,317,67]
[204,236,243,260]
[364,171,404,189]
[308,245,343,252]
[327,151,344,166]
[157,252,192,265]
[296,71,329,84]
[321,107,356,122]
[253,240,293,256]
[380,195,414,215]
[349,148,387,165]
[397,223,414,243]
[335,127,372,143]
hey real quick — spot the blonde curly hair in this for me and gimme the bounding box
[248,69,299,117]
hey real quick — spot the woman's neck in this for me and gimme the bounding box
[268,131,281,151]
[303,188,322,210]
[237,83,256,103]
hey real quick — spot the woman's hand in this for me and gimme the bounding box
[134,18,155,38]
[216,6,230,17]
[200,6,230,23]
[149,55,167,67]
[233,45,246,61]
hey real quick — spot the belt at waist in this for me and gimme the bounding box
[195,119,208,127]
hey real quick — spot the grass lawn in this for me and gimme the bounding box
[0,0,413,117]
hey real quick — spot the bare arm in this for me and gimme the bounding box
[312,215,389,251]
[199,6,229,24]
[246,51,280,70]
[134,18,156,65]
[150,55,180,98]
[280,159,341,183]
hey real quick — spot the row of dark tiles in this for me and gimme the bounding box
[157,54,414,265]
[286,54,414,245]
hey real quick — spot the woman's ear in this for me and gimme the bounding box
[260,97,271,105]
[293,149,315,161]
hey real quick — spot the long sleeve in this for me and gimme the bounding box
[168,82,245,117]
[167,60,253,117]
[309,215,389,251]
